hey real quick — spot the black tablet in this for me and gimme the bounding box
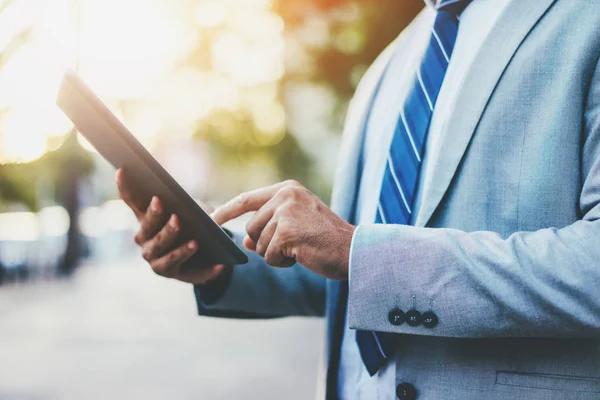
[57,70,248,267]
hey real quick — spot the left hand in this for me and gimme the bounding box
[211,180,356,280]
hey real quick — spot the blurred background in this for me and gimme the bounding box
[0,0,421,398]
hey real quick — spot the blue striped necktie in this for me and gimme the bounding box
[355,0,472,377]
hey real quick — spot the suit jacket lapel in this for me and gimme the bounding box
[329,40,398,222]
[415,0,558,227]
[323,38,398,399]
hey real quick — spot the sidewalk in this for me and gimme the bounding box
[0,259,323,400]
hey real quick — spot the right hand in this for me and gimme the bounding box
[115,168,227,284]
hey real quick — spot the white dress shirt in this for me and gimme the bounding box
[338,0,513,398]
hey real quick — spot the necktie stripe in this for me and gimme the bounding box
[387,157,412,214]
[380,182,411,221]
[399,111,422,162]
[404,93,434,150]
[417,69,434,111]
[376,204,387,224]
[409,83,435,131]
[431,28,451,62]
[434,13,459,50]
[420,58,445,103]
[356,0,472,377]
[389,133,419,190]
[425,40,450,80]
[389,137,419,208]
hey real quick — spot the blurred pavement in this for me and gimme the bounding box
[0,259,324,400]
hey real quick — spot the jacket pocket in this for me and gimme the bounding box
[496,371,600,393]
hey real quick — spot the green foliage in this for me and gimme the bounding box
[0,132,94,211]
[0,0,423,208]
[0,164,38,210]
[188,0,422,199]
[276,0,423,97]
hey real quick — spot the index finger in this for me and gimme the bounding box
[211,182,287,225]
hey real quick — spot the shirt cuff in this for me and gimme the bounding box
[348,224,362,283]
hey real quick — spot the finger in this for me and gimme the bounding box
[264,245,295,267]
[115,169,144,217]
[135,196,166,244]
[211,181,293,225]
[197,200,215,214]
[264,232,294,267]
[243,235,257,251]
[150,240,197,278]
[245,200,278,244]
[255,219,278,257]
[141,214,180,260]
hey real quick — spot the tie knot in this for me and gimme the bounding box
[437,0,473,15]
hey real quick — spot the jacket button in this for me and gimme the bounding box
[396,382,417,400]
[422,311,438,328]
[405,310,422,327]
[388,308,406,326]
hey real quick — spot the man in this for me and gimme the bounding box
[117,0,600,398]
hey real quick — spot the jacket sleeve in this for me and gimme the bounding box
[195,230,326,319]
[348,57,600,338]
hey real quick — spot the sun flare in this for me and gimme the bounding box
[0,0,282,163]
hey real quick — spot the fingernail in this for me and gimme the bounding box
[169,214,178,230]
[187,240,197,250]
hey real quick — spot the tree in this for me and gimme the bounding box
[0,0,94,274]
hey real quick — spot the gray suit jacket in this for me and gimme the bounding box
[196,1,600,398]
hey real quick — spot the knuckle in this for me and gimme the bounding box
[141,244,154,261]
[166,251,178,265]
[278,185,297,199]
[236,193,249,207]
[170,248,187,264]
[134,231,144,245]
[283,179,301,187]
[150,261,166,276]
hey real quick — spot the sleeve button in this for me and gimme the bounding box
[422,311,438,328]
[405,310,422,327]
[388,308,406,326]
[396,382,417,400]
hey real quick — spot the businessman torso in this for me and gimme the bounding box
[326,0,600,398]
[195,1,600,398]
